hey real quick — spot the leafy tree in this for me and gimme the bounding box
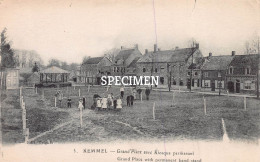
[1,28,15,69]
[47,58,61,67]
[32,62,39,72]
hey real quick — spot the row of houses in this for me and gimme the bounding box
[78,44,260,94]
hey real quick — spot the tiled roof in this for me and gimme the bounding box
[127,57,140,68]
[137,48,197,63]
[188,57,205,69]
[40,66,70,74]
[202,55,234,70]
[229,54,259,67]
[83,57,104,64]
[115,49,135,61]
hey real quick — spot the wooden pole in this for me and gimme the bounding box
[244,96,247,111]
[22,102,26,135]
[24,128,29,144]
[80,107,83,127]
[42,90,44,99]
[153,102,155,120]
[221,118,229,142]
[54,97,57,108]
[171,91,175,107]
[203,96,207,115]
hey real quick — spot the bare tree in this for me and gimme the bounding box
[104,48,120,62]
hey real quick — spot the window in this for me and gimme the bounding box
[179,80,184,86]
[229,67,233,74]
[203,80,211,87]
[187,72,191,76]
[204,72,208,77]
[160,66,165,72]
[160,77,164,84]
[244,81,251,89]
[155,68,158,73]
[194,72,198,76]
[114,67,116,72]
[245,67,251,75]
[117,67,119,72]
[218,72,221,77]
[143,67,146,72]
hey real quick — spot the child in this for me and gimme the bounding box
[78,98,84,111]
[96,98,102,111]
[120,86,124,98]
[116,97,122,110]
[101,97,108,110]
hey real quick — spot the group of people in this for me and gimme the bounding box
[92,93,123,111]
[54,86,152,111]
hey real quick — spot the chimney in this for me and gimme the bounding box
[145,49,148,54]
[158,48,161,51]
[232,51,235,56]
[121,46,123,50]
[135,44,138,50]
[209,52,212,57]
[195,43,199,49]
[154,44,157,53]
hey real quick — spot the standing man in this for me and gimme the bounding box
[145,87,151,101]
[120,86,124,98]
[137,88,142,100]
[67,96,72,108]
[58,91,63,108]
[82,96,86,109]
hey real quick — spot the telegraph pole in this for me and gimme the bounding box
[257,36,259,99]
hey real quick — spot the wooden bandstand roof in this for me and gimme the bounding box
[40,66,70,74]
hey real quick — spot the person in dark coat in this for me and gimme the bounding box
[130,95,134,106]
[126,95,134,107]
[82,96,86,109]
[137,88,142,100]
[67,97,72,108]
[145,88,151,100]
[126,96,131,107]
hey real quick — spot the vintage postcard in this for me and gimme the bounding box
[0,0,260,162]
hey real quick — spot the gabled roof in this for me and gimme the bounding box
[127,57,140,68]
[40,66,70,74]
[115,49,135,61]
[137,47,198,63]
[83,57,104,65]
[188,57,205,69]
[202,55,234,71]
[229,54,258,68]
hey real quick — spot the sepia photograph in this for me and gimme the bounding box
[0,0,260,161]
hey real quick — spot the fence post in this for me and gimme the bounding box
[24,128,29,144]
[22,102,26,134]
[203,96,207,115]
[80,107,83,127]
[79,88,81,97]
[171,91,175,107]
[54,97,57,108]
[35,87,38,94]
[153,102,155,120]
[244,96,247,111]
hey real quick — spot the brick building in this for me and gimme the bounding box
[226,54,260,94]
[137,44,203,88]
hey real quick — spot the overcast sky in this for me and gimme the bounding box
[0,0,259,64]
